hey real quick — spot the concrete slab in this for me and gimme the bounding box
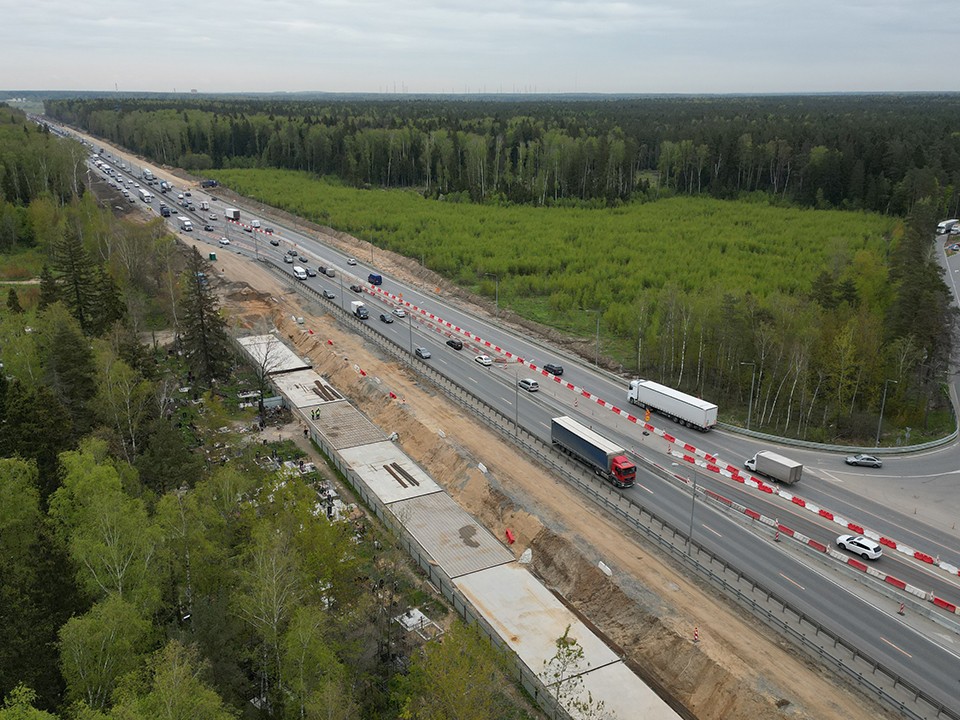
[340,441,442,504]
[391,492,515,578]
[310,402,385,449]
[455,563,619,677]
[272,369,343,409]
[576,661,680,720]
[238,334,311,374]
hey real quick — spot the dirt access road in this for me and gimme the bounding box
[198,222,892,720]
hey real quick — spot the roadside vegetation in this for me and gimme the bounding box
[0,104,539,720]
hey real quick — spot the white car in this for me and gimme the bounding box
[518,378,539,392]
[218,237,230,246]
[347,257,357,265]
[836,535,882,560]
[392,307,406,318]
[474,354,492,366]
[208,213,218,221]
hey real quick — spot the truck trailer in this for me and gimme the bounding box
[177,216,193,232]
[225,208,240,221]
[627,379,717,432]
[350,301,368,319]
[744,450,802,484]
[550,416,636,488]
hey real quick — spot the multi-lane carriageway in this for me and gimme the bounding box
[80,142,960,717]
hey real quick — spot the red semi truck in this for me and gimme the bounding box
[551,416,636,488]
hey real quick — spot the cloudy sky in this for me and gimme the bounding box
[1,0,956,94]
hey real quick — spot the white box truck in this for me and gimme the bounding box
[744,450,802,484]
[292,266,307,280]
[627,379,718,431]
[177,216,193,232]
[350,301,368,319]
[225,208,240,221]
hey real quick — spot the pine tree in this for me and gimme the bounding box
[6,287,22,313]
[180,247,232,385]
[91,265,126,335]
[52,223,97,332]
[37,265,58,310]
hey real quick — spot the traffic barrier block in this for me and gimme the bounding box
[878,537,896,548]
[848,558,868,572]
[932,597,958,613]
[745,509,760,520]
[818,509,834,520]
[791,497,806,507]
[848,523,865,534]
[884,576,907,590]
[915,551,935,564]
[808,539,827,552]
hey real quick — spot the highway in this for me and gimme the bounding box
[79,137,960,716]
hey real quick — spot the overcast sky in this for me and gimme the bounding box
[1,0,956,94]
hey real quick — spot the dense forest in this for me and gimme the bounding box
[0,105,537,720]
[46,94,960,214]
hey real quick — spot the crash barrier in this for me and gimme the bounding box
[271,261,958,720]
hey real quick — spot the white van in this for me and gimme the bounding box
[251,219,261,229]
[292,265,307,280]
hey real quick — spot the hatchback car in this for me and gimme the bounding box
[287,249,299,256]
[347,257,357,265]
[322,289,336,299]
[298,255,308,262]
[379,313,394,324]
[392,307,406,318]
[543,363,564,376]
[518,378,540,392]
[446,338,463,350]
[218,237,230,245]
[845,454,882,468]
[269,238,280,246]
[836,534,882,560]
[306,268,317,277]
[208,213,218,221]
[204,224,214,232]
[475,354,492,366]
[350,284,363,293]
[283,255,294,264]
[415,347,431,359]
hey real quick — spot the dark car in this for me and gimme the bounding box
[269,238,280,246]
[543,363,564,376]
[445,338,463,350]
[322,289,335,300]
[379,313,394,324]
[287,249,298,256]
[306,268,317,277]
[264,227,274,234]
[203,224,214,231]
[298,255,308,262]
[350,284,363,293]
[243,226,252,233]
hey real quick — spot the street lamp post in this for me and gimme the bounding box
[338,274,344,312]
[876,379,898,446]
[484,273,499,317]
[407,312,414,361]
[514,368,520,436]
[740,361,756,431]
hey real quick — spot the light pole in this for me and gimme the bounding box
[338,273,344,312]
[687,465,698,552]
[876,379,898,446]
[740,361,756,431]
[407,311,414,361]
[514,368,520,436]
[484,273,499,317]
[583,309,601,367]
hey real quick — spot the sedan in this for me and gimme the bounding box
[347,258,357,266]
[392,307,406,318]
[269,238,280,246]
[208,213,218,221]
[415,347,431,359]
[298,255,308,262]
[204,224,215,232]
[474,354,492,366]
[322,289,336,300]
[218,237,230,245]
[836,534,882,560]
[349,284,363,293]
[845,454,882,468]
[306,268,317,277]
[287,249,299,256]
[379,313,394,324]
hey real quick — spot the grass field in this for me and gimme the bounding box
[209,169,893,336]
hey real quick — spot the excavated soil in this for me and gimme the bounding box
[207,244,895,720]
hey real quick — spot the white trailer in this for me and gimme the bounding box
[225,208,240,221]
[137,188,152,203]
[937,219,959,235]
[627,379,717,431]
[744,450,802,484]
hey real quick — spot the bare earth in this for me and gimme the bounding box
[200,231,900,720]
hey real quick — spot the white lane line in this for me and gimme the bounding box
[701,524,722,538]
[635,483,654,494]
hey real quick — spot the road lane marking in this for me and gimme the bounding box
[880,637,912,658]
[634,483,654,494]
[778,573,805,591]
[701,524,722,538]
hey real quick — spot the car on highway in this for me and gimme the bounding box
[836,534,882,560]
[446,338,463,350]
[350,284,363,293]
[287,249,298,256]
[543,363,564,376]
[322,289,335,299]
[269,238,280,246]
[264,227,274,234]
[379,313,394,324]
[208,213,218,221]
[347,258,357,265]
[243,226,252,233]
[204,224,214,232]
[218,237,230,245]
[306,268,317,277]
[284,255,294,264]
[518,378,540,392]
[298,255,308,262]
[845,454,882,468]
[474,354,492,366]
[415,347,431,359]
[392,307,406,318]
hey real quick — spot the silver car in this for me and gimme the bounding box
[845,454,882,468]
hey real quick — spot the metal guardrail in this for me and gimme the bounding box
[274,263,958,720]
[717,420,959,455]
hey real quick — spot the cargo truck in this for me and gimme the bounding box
[350,301,368,319]
[627,379,717,432]
[177,216,192,232]
[744,450,802,484]
[142,169,154,182]
[550,416,636,488]
[936,219,959,235]
[225,208,240,221]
